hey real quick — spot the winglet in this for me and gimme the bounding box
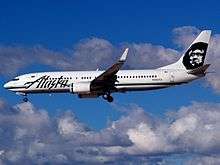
[119,48,129,62]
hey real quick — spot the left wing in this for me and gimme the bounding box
[90,48,129,91]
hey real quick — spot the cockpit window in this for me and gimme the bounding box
[12,78,19,81]
[31,75,35,78]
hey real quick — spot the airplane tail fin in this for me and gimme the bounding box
[160,30,211,70]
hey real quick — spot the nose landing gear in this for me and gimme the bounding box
[23,97,28,102]
[16,92,29,102]
[102,93,114,103]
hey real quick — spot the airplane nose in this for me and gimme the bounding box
[3,82,8,89]
[3,82,10,89]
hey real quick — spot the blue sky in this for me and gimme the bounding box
[0,1,220,164]
[1,0,219,128]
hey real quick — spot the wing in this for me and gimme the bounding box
[90,48,129,91]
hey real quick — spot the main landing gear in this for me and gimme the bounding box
[102,93,114,103]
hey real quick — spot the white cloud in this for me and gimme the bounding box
[127,122,171,154]
[205,34,220,93]
[0,99,220,164]
[127,43,178,69]
[58,112,86,137]
[172,26,200,48]
[186,155,220,165]
[170,113,198,138]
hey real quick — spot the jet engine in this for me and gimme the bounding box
[69,82,91,93]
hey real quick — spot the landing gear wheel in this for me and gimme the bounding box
[23,97,28,102]
[102,93,114,103]
[107,95,113,103]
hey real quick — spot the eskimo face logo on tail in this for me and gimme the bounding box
[183,42,208,69]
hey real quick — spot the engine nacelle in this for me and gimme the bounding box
[69,82,91,93]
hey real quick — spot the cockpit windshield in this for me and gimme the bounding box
[12,78,19,81]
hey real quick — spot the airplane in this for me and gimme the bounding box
[4,30,211,102]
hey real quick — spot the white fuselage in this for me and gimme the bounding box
[4,69,200,96]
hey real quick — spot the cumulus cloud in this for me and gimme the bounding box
[0,98,220,164]
[186,155,220,165]
[0,38,118,76]
[0,45,71,76]
[0,37,178,76]
[126,43,178,69]
[172,26,201,48]
[205,34,220,93]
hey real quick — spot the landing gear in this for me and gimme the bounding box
[107,95,113,102]
[23,97,28,102]
[102,93,114,103]
[15,92,28,102]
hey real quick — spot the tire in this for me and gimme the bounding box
[23,98,28,102]
[107,96,113,103]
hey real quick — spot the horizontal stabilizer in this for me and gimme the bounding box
[187,64,211,75]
